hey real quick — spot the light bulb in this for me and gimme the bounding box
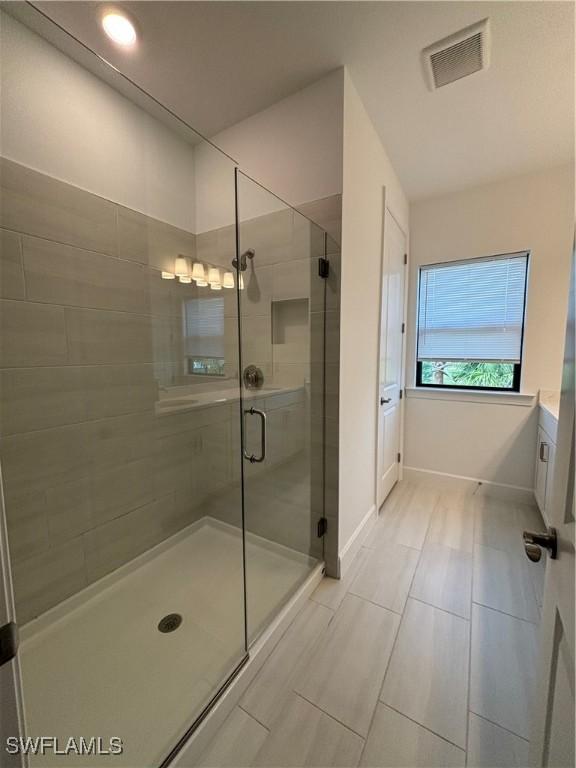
[102,12,137,47]
[161,272,175,280]
[223,272,235,289]
[210,283,222,290]
[208,267,221,285]
[191,262,206,282]
[196,279,208,287]
[174,255,189,278]
[239,274,245,290]
[178,276,192,284]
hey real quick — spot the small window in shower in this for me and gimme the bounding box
[183,297,226,377]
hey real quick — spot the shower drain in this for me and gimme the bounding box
[158,613,183,633]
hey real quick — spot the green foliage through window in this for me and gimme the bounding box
[187,356,225,376]
[420,361,515,389]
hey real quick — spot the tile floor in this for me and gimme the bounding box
[189,476,547,767]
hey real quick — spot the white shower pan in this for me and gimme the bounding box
[19,518,317,767]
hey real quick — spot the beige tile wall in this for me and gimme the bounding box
[0,158,340,622]
[238,202,340,574]
[0,158,241,623]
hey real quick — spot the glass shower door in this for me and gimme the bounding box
[0,8,248,766]
[235,171,326,642]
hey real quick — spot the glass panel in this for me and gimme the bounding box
[234,171,325,643]
[0,8,246,766]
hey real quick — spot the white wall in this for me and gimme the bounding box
[405,164,574,488]
[338,70,409,553]
[213,69,343,205]
[0,11,199,231]
[404,392,538,489]
[2,11,345,237]
[407,165,574,393]
[194,69,344,233]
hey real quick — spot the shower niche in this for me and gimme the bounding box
[272,297,310,344]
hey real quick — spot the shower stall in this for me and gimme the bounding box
[0,6,333,765]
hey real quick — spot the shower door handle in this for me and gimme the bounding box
[243,407,267,463]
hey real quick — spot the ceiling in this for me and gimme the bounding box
[31,1,574,200]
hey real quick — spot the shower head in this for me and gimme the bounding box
[232,248,255,272]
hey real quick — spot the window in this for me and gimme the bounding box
[187,356,225,376]
[183,297,226,377]
[416,252,529,391]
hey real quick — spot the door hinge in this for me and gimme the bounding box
[399,389,403,400]
[318,257,330,279]
[0,622,19,667]
[397,452,401,463]
[317,517,328,537]
[404,253,408,265]
[401,322,405,334]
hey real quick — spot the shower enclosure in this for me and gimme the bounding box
[0,6,328,766]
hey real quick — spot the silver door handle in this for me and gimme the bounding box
[539,442,549,462]
[244,407,266,463]
[380,397,391,405]
[523,527,557,561]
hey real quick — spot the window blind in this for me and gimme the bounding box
[183,297,225,358]
[417,253,528,363]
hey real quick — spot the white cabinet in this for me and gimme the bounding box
[534,409,558,526]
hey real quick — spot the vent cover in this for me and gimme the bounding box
[422,19,490,90]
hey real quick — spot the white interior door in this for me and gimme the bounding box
[0,467,26,766]
[377,207,406,509]
[527,251,574,767]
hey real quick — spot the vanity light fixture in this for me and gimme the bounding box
[162,259,233,288]
[101,11,137,47]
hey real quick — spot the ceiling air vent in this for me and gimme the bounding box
[422,19,490,90]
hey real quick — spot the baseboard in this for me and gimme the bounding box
[338,504,377,579]
[403,466,536,505]
[170,561,325,766]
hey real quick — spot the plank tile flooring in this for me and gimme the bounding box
[188,477,545,767]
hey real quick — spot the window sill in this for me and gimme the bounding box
[405,387,536,407]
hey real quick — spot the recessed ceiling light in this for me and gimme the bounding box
[102,11,137,47]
